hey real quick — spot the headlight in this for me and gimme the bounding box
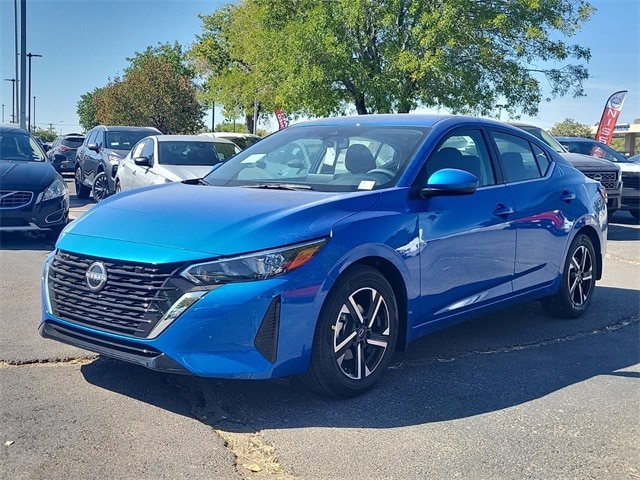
[107,153,122,164]
[181,238,327,285]
[41,178,69,201]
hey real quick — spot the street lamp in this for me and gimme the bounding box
[495,103,507,121]
[32,96,36,130]
[4,78,16,123]
[26,53,42,131]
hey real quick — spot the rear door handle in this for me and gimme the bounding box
[493,203,515,217]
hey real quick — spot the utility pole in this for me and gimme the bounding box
[26,53,42,131]
[32,96,36,130]
[4,78,16,122]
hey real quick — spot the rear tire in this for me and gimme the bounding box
[301,265,399,398]
[541,234,596,319]
[74,166,90,199]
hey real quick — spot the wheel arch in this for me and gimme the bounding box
[576,225,603,280]
[349,256,410,351]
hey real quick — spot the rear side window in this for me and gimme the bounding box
[491,132,548,183]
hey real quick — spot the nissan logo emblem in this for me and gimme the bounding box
[593,174,602,182]
[86,262,108,292]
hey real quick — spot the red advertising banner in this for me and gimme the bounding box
[595,90,627,146]
[275,109,288,130]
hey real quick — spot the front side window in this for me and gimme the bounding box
[423,129,496,187]
[203,125,429,192]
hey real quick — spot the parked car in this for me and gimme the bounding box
[510,123,622,216]
[628,153,640,163]
[46,133,85,174]
[0,125,69,238]
[199,132,261,150]
[75,125,161,202]
[556,136,640,220]
[40,115,607,398]
[115,135,240,192]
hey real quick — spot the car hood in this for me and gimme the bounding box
[559,152,619,171]
[58,182,380,263]
[0,160,57,190]
[617,162,640,173]
[158,165,215,181]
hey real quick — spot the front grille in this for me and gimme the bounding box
[621,172,640,189]
[48,251,182,338]
[581,171,618,189]
[0,190,33,208]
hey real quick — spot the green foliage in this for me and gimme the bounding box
[76,88,103,132]
[32,127,56,142]
[191,0,594,119]
[548,118,592,137]
[77,43,205,134]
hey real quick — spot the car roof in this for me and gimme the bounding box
[0,124,30,134]
[152,134,237,145]
[95,125,161,132]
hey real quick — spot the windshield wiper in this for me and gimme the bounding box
[241,183,314,191]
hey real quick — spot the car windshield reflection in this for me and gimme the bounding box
[204,125,429,192]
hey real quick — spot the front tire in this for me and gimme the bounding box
[301,265,399,398]
[541,234,596,318]
[92,171,111,203]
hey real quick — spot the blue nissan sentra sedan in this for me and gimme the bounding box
[40,114,607,398]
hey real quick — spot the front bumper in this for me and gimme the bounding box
[0,194,69,232]
[40,251,325,379]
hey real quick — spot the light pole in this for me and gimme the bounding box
[495,104,507,121]
[27,53,42,131]
[4,78,16,123]
[32,96,36,130]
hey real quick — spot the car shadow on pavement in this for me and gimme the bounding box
[0,230,57,251]
[80,285,640,433]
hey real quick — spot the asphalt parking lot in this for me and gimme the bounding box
[1,176,638,479]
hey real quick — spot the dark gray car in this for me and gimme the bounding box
[46,133,85,173]
[75,125,161,202]
[510,123,623,217]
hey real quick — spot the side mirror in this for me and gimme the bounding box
[420,168,479,198]
[88,143,100,152]
[133,156,150,166]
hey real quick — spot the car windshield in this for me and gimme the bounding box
[159,140,238,165]
[203,125,429,192]
[62,137,84,148]
[0,132,47,162]
[107,131,155,150]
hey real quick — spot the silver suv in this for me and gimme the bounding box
[75,125,161,202]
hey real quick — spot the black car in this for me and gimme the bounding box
[46,133,85,173]
[75,125,161,202]
[510,123,623,216]
[0,125,70,238]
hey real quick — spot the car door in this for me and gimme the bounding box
[489,129,576,292]
[84,128,104,183]
[134,138,162,188]
[413,127,516,329]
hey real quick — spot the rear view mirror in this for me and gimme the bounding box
[134,156,150,166]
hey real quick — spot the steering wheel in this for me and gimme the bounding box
[366,168,395,179]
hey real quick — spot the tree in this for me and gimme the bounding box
[191,0,594,119]
[76,88,103,131]
[78,43,205,134]
[32,126,56,142]
[549,118,592,137]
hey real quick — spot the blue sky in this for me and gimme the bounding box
[1,0,638,134]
